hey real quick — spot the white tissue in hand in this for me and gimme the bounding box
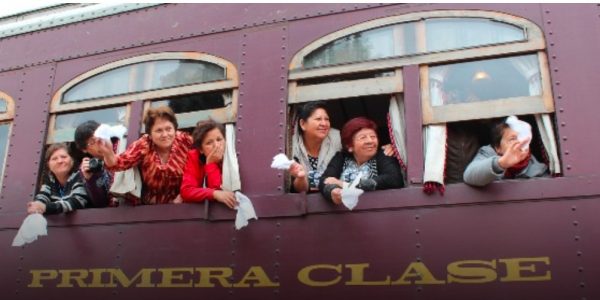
[12,214,47,247]
[234,192,258,230]
[94,124,127,141]
[270,153,294,170]
[341,174,364,210]
[341,187,364,210]
[505,116,532,150]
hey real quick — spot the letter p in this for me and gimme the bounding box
[28,270,58,288]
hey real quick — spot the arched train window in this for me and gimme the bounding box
[50,52,238,144]
[289,10,559,190]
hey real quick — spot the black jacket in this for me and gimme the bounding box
[318,150,404,201]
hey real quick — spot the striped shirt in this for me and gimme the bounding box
[34,171,90,214]
[107,131,193,205]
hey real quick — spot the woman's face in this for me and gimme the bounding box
[300,108,331,141]
[496,127,524,155]
[150,118,176,151]
[350,128,379,162]
[200,128,225,157]
[48,148,73,178]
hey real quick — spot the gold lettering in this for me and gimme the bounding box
[87,269,108,288]
[106,268,156,288]
[297,264,342,287]
[499,257,551,282]
[28,270,58,288]
[447,260,497,284]
[345,263,391,286]
[233,266,279,288]
[56,269,88,288]
[391,262,445,285]
[156,268,194,288]
[194,267,233,288]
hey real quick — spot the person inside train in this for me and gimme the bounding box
[289,101,341,193]
[290,101,395,193]
[74,120,118,208]
[180,120,238,209]
[96,106,193,204]
[26,143,90,214]
[463,117,548,186]
[319,117,404,204]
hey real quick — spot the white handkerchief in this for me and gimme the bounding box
[505,116,532,151]
[341,174,364,210]
[270,153,294,170]
[234,192,258,230]
[12,213,48,247]
[94,124,127,141]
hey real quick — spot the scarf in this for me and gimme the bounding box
[292,127,341,181]
[504,153,531,179]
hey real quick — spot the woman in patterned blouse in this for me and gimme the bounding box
[319,117,404,205]
[98,106,193,204]
[27,143,90,214]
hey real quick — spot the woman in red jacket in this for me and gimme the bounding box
[180,120,237,209]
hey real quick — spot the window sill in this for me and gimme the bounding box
[1,175,598,229]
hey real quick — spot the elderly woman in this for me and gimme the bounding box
[319,117,404,204]
[27,143,90,214]
[180,120,237,209]
[463,118,547,186]
[98,106,192,204]
[290,102,395,193]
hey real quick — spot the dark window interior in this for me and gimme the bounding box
[290,95,393,147]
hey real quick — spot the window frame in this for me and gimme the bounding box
[0,91,15,190]
[288,9,555,191]
[0,91,15,120]
[420,51,554,125]
[47,52,239,144]
[289,10,544,80]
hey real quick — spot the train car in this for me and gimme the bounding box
[0,3,599,300]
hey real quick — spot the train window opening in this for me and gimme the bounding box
[286,94,408,193]
[421,52,561,189]
[444,115,551,184]
[291,10,559,198]
[43,52,240,209]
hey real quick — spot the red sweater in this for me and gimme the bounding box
[180,149,223,202]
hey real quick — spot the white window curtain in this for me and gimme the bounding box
[510,55,561,174]
[222,123,241,191]
[423,66,449,191]
[388,95,408,173]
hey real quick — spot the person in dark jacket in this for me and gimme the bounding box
[74,120,117,208]
[319,117,404,204]
[27,143,90,214]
